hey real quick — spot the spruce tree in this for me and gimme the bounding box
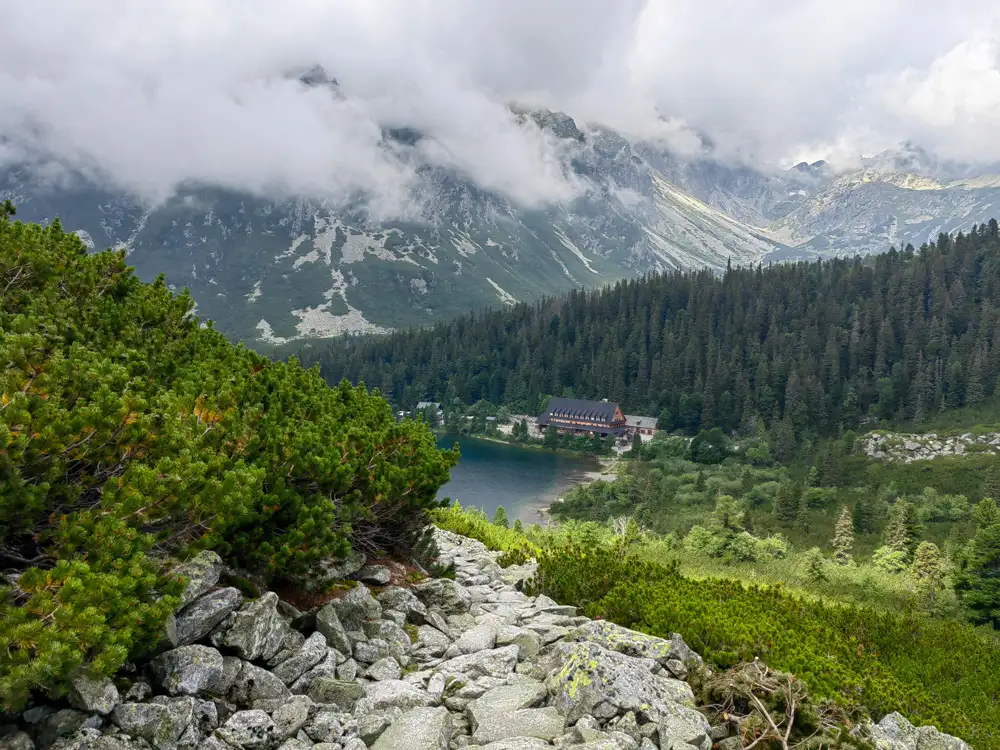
[853,490,877,533]
[955,522,1000,627]
[492,506,509,528]
[773,482,799,522]
[630,432,643,457]
[832,506,854,564]
[912,541,945,587]
[884,502,921,561]
[795,495,811,533]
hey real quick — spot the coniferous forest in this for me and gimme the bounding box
[298,220,1000,444]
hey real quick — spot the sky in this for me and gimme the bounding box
[2,0,999,209]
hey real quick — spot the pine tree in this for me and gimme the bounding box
[543,426,559,450]
[773,482,799,522]
[795,494,811,533]
[853,490,878,534]
[884,502,921,561]
[492,506,509,528]
[955,522,1000,627]
[912,541,946,587]
[832,506,854,565]
[802,547,828,582]
[512,518,524,534]
[630,432,643,457]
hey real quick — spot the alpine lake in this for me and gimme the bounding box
[434,433,602,525]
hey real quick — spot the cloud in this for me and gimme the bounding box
[1,0,999,211]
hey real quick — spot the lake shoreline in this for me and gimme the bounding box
[435,433,614,526]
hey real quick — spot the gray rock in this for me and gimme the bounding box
[46,728,102,750]
[352,638,391,665]
[427,672,446,701]
[0,732,34,750]
[359,680,436,711]
[416,626,452,656]
[229,663,290,707]
[658,703,712,750]
[173,552,224,608]
[37,710,89,750]
[335,659,358,682]
[667,633,702,666]
[313,606,352,656]
[455,619,501,654]
[565,621,678,666]
[23,707,56,725]
[367,620,411,655]
[151,646,226,697]
[357,714,391,745]
[217,711,280,750]
[376,587,428,624]
[341,741,367,750]
[365,657,402,681]
[125,681,154,703]
[371,706,451,750]
[268,631,307,668]
[275,741,310,750]
[322,549,366,580]
[212,593,291,662]
[196,738,230,750]
[436,645,519,679]
[211,657,244,698]
[306,678,363,710]
[303,711,343,743]
[544,641,695,724]
[495,626,541,661]
[175,589,243,647]
[271,697,312,738]
[467,682,563,744]
[468,740,551,750]
[326,585,382,632]
[69,675,120,715]
[413,579,472,614]
[868,712,971,750]
[112,699,196,750]
[271,633,328,686]
[357,565,391,585]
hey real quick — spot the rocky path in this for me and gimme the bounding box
[0,529,969,750]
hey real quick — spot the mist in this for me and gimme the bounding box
[2,0,998,212]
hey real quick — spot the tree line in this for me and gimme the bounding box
[296,220,1000,447]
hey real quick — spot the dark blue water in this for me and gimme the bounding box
[435,434,599,524]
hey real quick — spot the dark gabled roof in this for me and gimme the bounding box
[537,397,622,425]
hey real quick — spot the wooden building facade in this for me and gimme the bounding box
[537,397,627,437]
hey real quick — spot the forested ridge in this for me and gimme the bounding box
[300,219,1000,443]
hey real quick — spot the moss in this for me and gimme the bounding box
[224,574,261,600]
[404,623,419,644]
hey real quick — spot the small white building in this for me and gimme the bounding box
[624,414,658,438]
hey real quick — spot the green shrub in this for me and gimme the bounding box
[0,215,455,709]
[439,505,1000,747]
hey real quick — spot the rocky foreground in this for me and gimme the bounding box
[0,529,969,750]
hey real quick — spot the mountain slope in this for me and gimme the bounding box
[6,100,1000,345]
[1,118,784,343]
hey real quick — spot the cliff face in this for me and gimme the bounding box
[0,529,968,750]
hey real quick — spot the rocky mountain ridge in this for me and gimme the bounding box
[5,96,1000,345]
[0,528,969,750]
